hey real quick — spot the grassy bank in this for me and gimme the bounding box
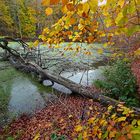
[0,62,19,126]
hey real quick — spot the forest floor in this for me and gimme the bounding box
[0,95,105,140]
[1,56,140,139]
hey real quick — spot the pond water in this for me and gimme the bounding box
[8,77,46,116]
[61,66,106,86]
[0,64,57,126]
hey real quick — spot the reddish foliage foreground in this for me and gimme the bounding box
[0,95,104,140]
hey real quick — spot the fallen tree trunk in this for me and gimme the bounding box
[9,57,140,115]
[1,38,140,115]
[9,56,119,105]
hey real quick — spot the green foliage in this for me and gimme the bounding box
[51,133,66,140]
[6,137,15,140]
[94,60,139,107]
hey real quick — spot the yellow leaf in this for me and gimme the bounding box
[111,113,116,119]
[108,105,113,111]
[138,120,140,126]
[103,43,108,47]
[33,40,39,47]
[122,107,130,115]
[39,35,46,41]
[134,48,140,56]
[83,2,90,13]
[62,5,68,14]
[88,0,98,12]
[33,133,40,140]
[100,119,106,125]
[100,33,106,37]
[105,17,112,27]
[42,27,49,34]
[78,24,84,30]
[45,7,53,16]
[118,0,124,8]
[75,125,83,132]
[115,12,123,25]
[54,44,61,48]
[77,3,83,11]
[98,132,102,139]
[83,131,88,139]
[97,49,103,54]
[88,117,95,124]
[117,117,126,122]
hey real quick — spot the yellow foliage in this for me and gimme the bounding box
[115,12,123,25]
[33,133,40,140]
[33,40,39,47]
[134,48,140,56]
[88,117,96,124]
[105,17,112,28]
[61,5,68,14]
[83,2,90,13]
[75,125,83,132]
[97,48,103,54]
[77,3,83,11]
[45,7,53,16]
[118,0,124,8]
[42,27,49,34]
[54,44,61,48]
[88,0,98,12]
[117,117,126,122]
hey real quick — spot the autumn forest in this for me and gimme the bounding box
[0,0,140,140]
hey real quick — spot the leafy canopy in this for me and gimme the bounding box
[38,0,140,56]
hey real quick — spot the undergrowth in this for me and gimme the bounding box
[94,59,140,107]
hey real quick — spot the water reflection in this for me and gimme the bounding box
[61,66,105,86]
[8,77,46,116]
